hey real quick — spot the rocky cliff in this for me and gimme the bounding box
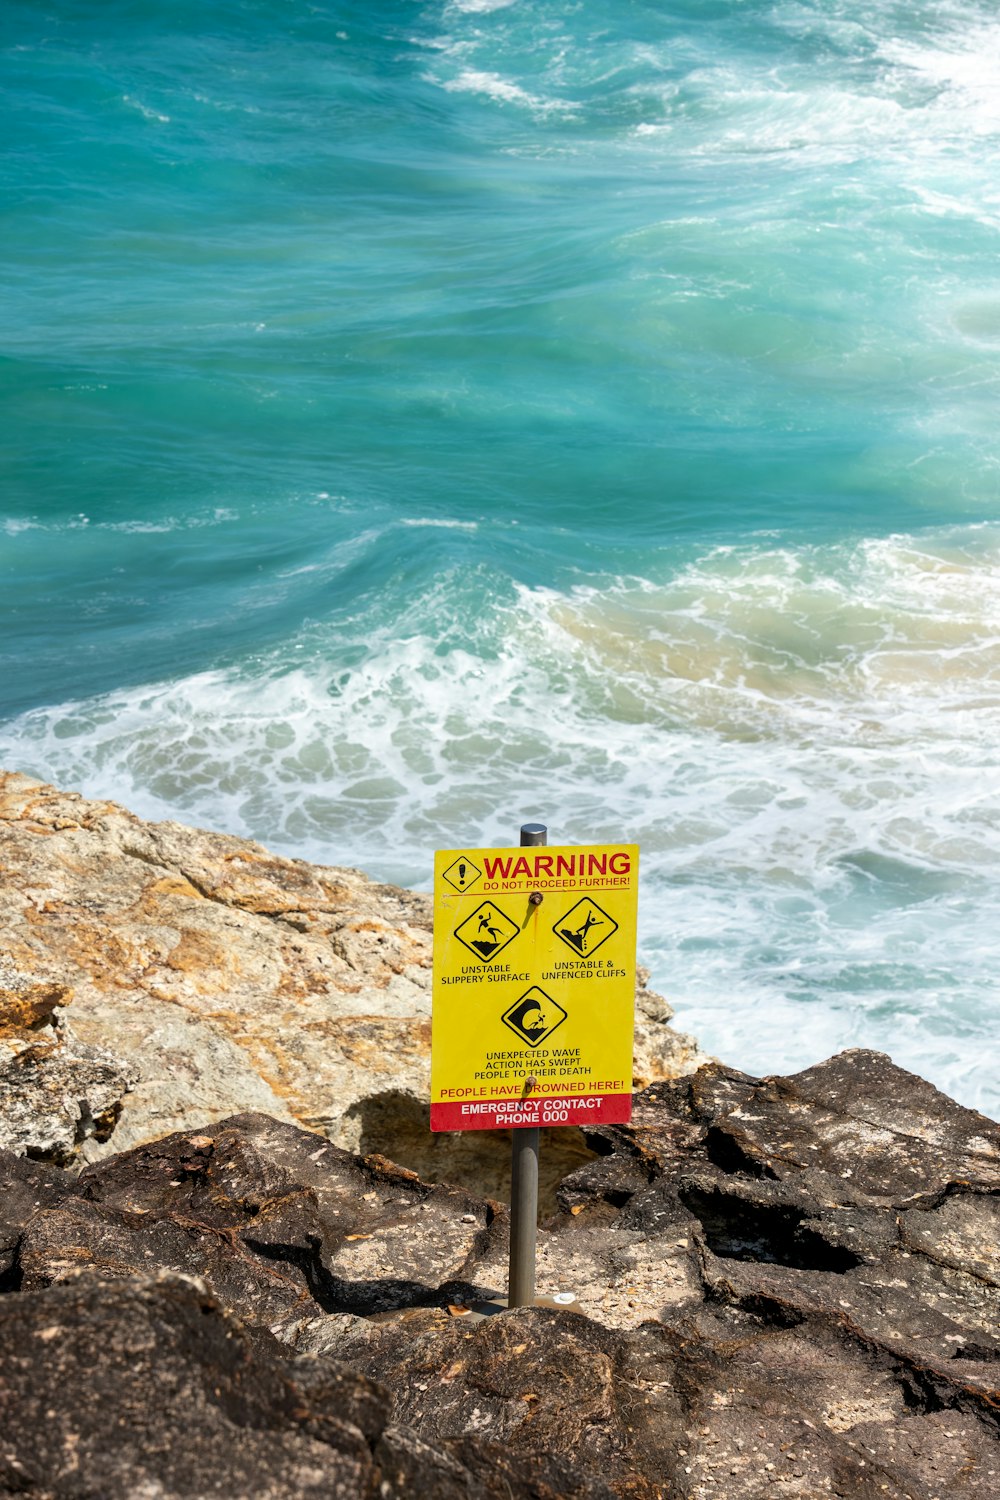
[0,771,703,1197]
[2,1055,997,1499]
[1,773,997,1499]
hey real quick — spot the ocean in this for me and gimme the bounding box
[3,0,998,1114]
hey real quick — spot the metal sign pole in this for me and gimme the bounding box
[508,820,546,1309]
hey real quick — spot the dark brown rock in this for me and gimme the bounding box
[0,1275,618,1498]
[1,1050,998,1498]
[17,1112,507,1334]
[0,1151,68,1290]
[0,1272,389,1499]
[671,1049,1000,1202]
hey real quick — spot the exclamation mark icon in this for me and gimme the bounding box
[444,855,480,893]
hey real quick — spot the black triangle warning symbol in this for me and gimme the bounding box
[502,987,567,1048]
[552,897,618,958]
[454,901,520,964]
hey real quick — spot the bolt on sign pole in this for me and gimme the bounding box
[508,821,547,1309]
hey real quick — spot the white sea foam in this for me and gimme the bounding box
[189,91,261,116]
[121,94,170,125]
[879,20,1000,136]
[401,518,480,530]
[448,0,520,13]
[2,524,998,1114]
[437,68,574,114]
[3,510,242,539]
[764,6,1000,162]
[105,521,178,534]
[428,0,1000,176]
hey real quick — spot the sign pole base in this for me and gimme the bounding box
[508,1124,539,1308]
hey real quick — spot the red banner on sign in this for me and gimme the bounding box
[430,1090,632,1133]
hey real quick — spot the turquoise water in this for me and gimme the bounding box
[3,0,999,1112]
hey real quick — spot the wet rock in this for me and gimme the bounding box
[341,1305,665,1495]
[0,1255,615,1498]
[376,1424,615,1500]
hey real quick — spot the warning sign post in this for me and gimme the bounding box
[431,840,639,1132]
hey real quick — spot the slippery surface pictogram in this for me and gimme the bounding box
[454,901,520,963]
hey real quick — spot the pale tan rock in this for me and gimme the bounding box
[633,965,706,1088]
[0,962,136,1161]
[0,772,705,1171]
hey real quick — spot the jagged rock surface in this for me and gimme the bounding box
[1,1272,606,1500]
[15,1113,505,1331]
[0,771,705,1189]
[0,967,136,1162]
[1,1051,997,1498]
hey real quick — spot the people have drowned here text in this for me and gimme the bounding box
[430,843,639,1132]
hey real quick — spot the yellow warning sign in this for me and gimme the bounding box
[431,843,638,1132]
